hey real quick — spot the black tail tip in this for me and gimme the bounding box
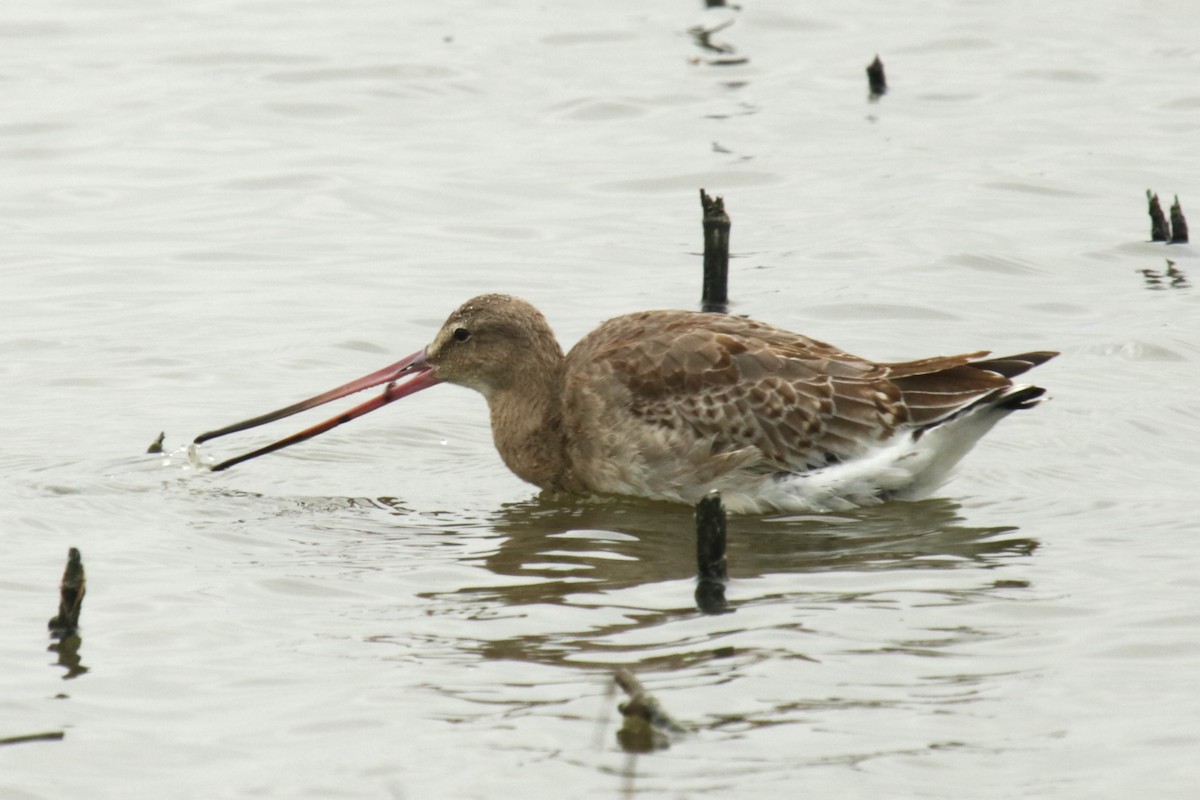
[999,385,1047,411]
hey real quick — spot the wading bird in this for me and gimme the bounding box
[195,294,1056,513]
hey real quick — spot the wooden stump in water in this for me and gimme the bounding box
[1169,195,1189,244]
[867,55,887,98]
[699,189,730,313]
[48,548,86,634]
[1147,190,1170,242]
[695,490,730,614]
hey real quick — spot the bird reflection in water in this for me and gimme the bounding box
[357,494,1038,668]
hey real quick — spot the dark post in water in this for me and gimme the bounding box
[1147,190,1170,242]
[695,490,729,614]
[1169,196,1189,244]
[700,189,730,313]
[867,55,887,99]
[48,547,86,634]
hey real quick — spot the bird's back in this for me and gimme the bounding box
[560,309,1055,508]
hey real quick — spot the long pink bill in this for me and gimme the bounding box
[194,349,439,472]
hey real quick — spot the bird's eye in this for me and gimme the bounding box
[453,327,471,342]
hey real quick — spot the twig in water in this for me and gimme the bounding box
[613,668,688,753]
[0,731,65,747]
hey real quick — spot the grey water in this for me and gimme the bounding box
[3,1,1199,797]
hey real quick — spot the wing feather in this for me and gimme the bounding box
[565,310,1056,478]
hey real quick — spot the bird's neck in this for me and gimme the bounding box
[485,358,576,492]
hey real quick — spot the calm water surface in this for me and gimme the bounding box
[3,1,1199,797]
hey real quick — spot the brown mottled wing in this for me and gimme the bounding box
[568,311,894,471]
[567,311,1053,473]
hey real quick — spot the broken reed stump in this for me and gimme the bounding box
[1148,191,1170,242]
[613,668,688,753]
[688,18,736,56]
[1147,190,1188,243]
[1170,195,1189,244]
[867,55,887,98]
[699,189,730,313]
[48,548,86,634]
[695,490,729,614]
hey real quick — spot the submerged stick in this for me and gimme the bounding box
[699,189,730,313]
[695,490,730,614]
[0,731,65,747]
[48,548,86,634]
[867,55,887,98]
[687,18,736,55]
[613,668,687,753]
[1147,190,1170,242]
[1169,195,1189,244]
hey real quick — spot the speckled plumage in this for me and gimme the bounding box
[422,295,1057,513]
[197,293,1057,513]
